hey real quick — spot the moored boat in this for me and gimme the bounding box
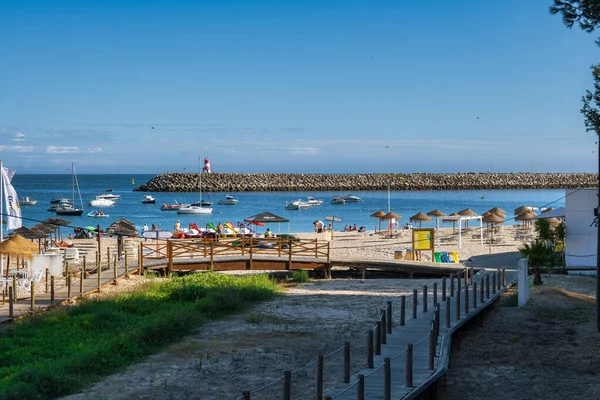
[96,193,120,200]
[217,194,239,205]
[161,201,184,211]
[176,205,213,215]
[306,196,323,206]
[55,163,84,216]
[20,196,37,206]
[285,199,311,210]
[342,194,361,202]
[87,210,109,218]
[88,197,116,207]
[142,195,156,204]
[331,196,346,204]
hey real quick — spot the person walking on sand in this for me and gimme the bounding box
[141,223,149,239]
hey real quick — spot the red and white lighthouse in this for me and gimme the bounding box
[203,157,211,173]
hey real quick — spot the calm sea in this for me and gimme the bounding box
[8,174,566,234]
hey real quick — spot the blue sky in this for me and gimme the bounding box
[0,0,598,174]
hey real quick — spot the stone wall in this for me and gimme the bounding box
[133,172,598,192]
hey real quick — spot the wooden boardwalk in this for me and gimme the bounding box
[324,267,517,400]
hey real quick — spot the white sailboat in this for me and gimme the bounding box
[56,163,84,216]
[178,159,213,215]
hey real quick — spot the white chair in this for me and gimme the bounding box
[64,247,80,265]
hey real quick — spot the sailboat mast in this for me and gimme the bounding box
[71,163,75,204]
[198,158,202,202]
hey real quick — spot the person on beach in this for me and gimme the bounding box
[174,220,180,232]
[217,222,223,234]
[151,223,156,231]
[264,228,272,238]
[352,224,357,231]
[141,224,149,240]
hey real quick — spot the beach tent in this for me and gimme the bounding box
[244,211,290,233]
[438,214,483,249]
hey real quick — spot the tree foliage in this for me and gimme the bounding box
[550,0,600,45]
[582,64,600,135]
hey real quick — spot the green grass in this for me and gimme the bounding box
[289,270,310,283]
[0,272,280,400]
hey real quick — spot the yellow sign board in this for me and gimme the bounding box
[413,228,434,251]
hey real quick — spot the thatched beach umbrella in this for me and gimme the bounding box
[514,205,531,216]
[410,212,431,228]
[482,213,504,253]
[458,208,478,229]
[380,211,402,236]
[427,209,447,234]
[107,218,139,259]
[487,207,506,218]
[44,217,71,240]
[515,211,537,230]
[370,210,386,232]
[0,234,40,276]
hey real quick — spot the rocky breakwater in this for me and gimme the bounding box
[134,172,598,192]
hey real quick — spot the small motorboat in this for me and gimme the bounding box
[342,194,361,202]
[217,194,239,205]
[87,210,109,218]
[142,195,156,204]
[88,197,115,207]
[331,196,346,205]
[50,196,70,204]
[285,199,311,210]
[306,196,323,206]
[161,201,184,211]
[48,199,71,211]
[96,193,120,200]
[20,196,37,206]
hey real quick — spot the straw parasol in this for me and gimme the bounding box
[541,207,554,214]
[458,208,478,229]
[0,234,39,258]
[427,209,447,233]
[487,207,506,218]
[482,213,505,253]
[409,212,431,228]
[44,217,71,240]
[370,210,386,232]
[514,205,531,216]
[107,218,139,258]
[380,211,402,236]
[515,211,537,230]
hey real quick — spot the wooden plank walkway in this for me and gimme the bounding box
[324,267,517,399]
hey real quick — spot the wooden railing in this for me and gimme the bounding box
[139,237,331,270]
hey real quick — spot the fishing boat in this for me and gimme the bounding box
[285,199,311,210]
[217,194,239,205]
[177,158,213,215]
[331,196,346,205]
[55,163,84,216]
[142,195,156,204]
[19,196,37,206]
[88,197,115,207]
[342,194,361,202]
[87,210,109,218]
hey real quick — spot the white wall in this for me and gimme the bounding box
[565,189,597,272]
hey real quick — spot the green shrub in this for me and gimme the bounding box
[290,270,310,283]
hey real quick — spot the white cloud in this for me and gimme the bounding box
[88,148,103,153]
[0,145,33,152]
[286,147,320,156]
[45,146,79,154]
[13,132,25,142]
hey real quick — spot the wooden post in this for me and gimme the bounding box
[428,324,435,370]
[386,301,392,334]
[450,273,455,297]
[446,293,451,328]
[473,281,477,308]
[456,279,461,321]
[465,268,469,287]
[242,391,250,400]
[45,268,49,293]
[423,285,428,313]
[67,273,72,300]
[367,330,374,368]
[433,282,438,306]
[80,268,84,294]
[107,248,110,270]
[497,269,501,291]
[486,274,490,298]
[288,238,293,270]
[327,241,330,263]
[357,374,365,400]
[503,267,507,287]
[283,370,291,400]
[380,310,387,345]
[139,242,143,275]
[30,278,35,310]
[384,357,391,400]
[125,250,129,278]
[113,255,117,283]
[343,342,350,383]
[464,280,469,314]
[470,266,474,286]
[492,272,497,294]
[12,276,16,304]
[51,276,55,305]
[375,320,381,355]
[249,237,253,270]
[210,241,214,270]
[406,343,413,387]
[168,241,174,274]
[400,295,406,326]
[83,255,87,279]
[97,255,101,290]
[442,277,447,301]
[412,289,418,319]
[314,238,318,259]
[480,278,484,303]
[8,287,13,318]
[316,354,323,400]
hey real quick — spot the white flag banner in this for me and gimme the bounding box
[1,166,22,230]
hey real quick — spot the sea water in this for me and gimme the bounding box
[8,174,566,235]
